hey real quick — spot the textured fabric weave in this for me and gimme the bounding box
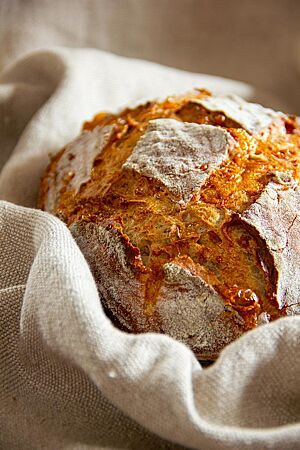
[0,47,300,450]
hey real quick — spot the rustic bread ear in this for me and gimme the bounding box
[193,94,286,136]
[70,220,152,332]
[41,125,114,213]
[241,178,300,314]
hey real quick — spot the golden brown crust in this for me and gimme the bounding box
[38,89,300,360]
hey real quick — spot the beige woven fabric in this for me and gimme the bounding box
[0,47,300,450]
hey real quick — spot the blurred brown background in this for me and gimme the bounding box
[1,0,300,113]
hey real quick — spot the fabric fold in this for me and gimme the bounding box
[0,47,299,450]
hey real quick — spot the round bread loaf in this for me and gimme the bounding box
[39,89,300,360]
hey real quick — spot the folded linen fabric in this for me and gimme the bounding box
[0,47,299,450]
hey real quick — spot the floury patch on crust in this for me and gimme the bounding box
[123,119,234,203]
[155,259,244,359]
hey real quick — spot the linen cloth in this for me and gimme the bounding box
[0,47,300,450]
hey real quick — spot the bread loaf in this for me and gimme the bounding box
[39,89,300,360]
